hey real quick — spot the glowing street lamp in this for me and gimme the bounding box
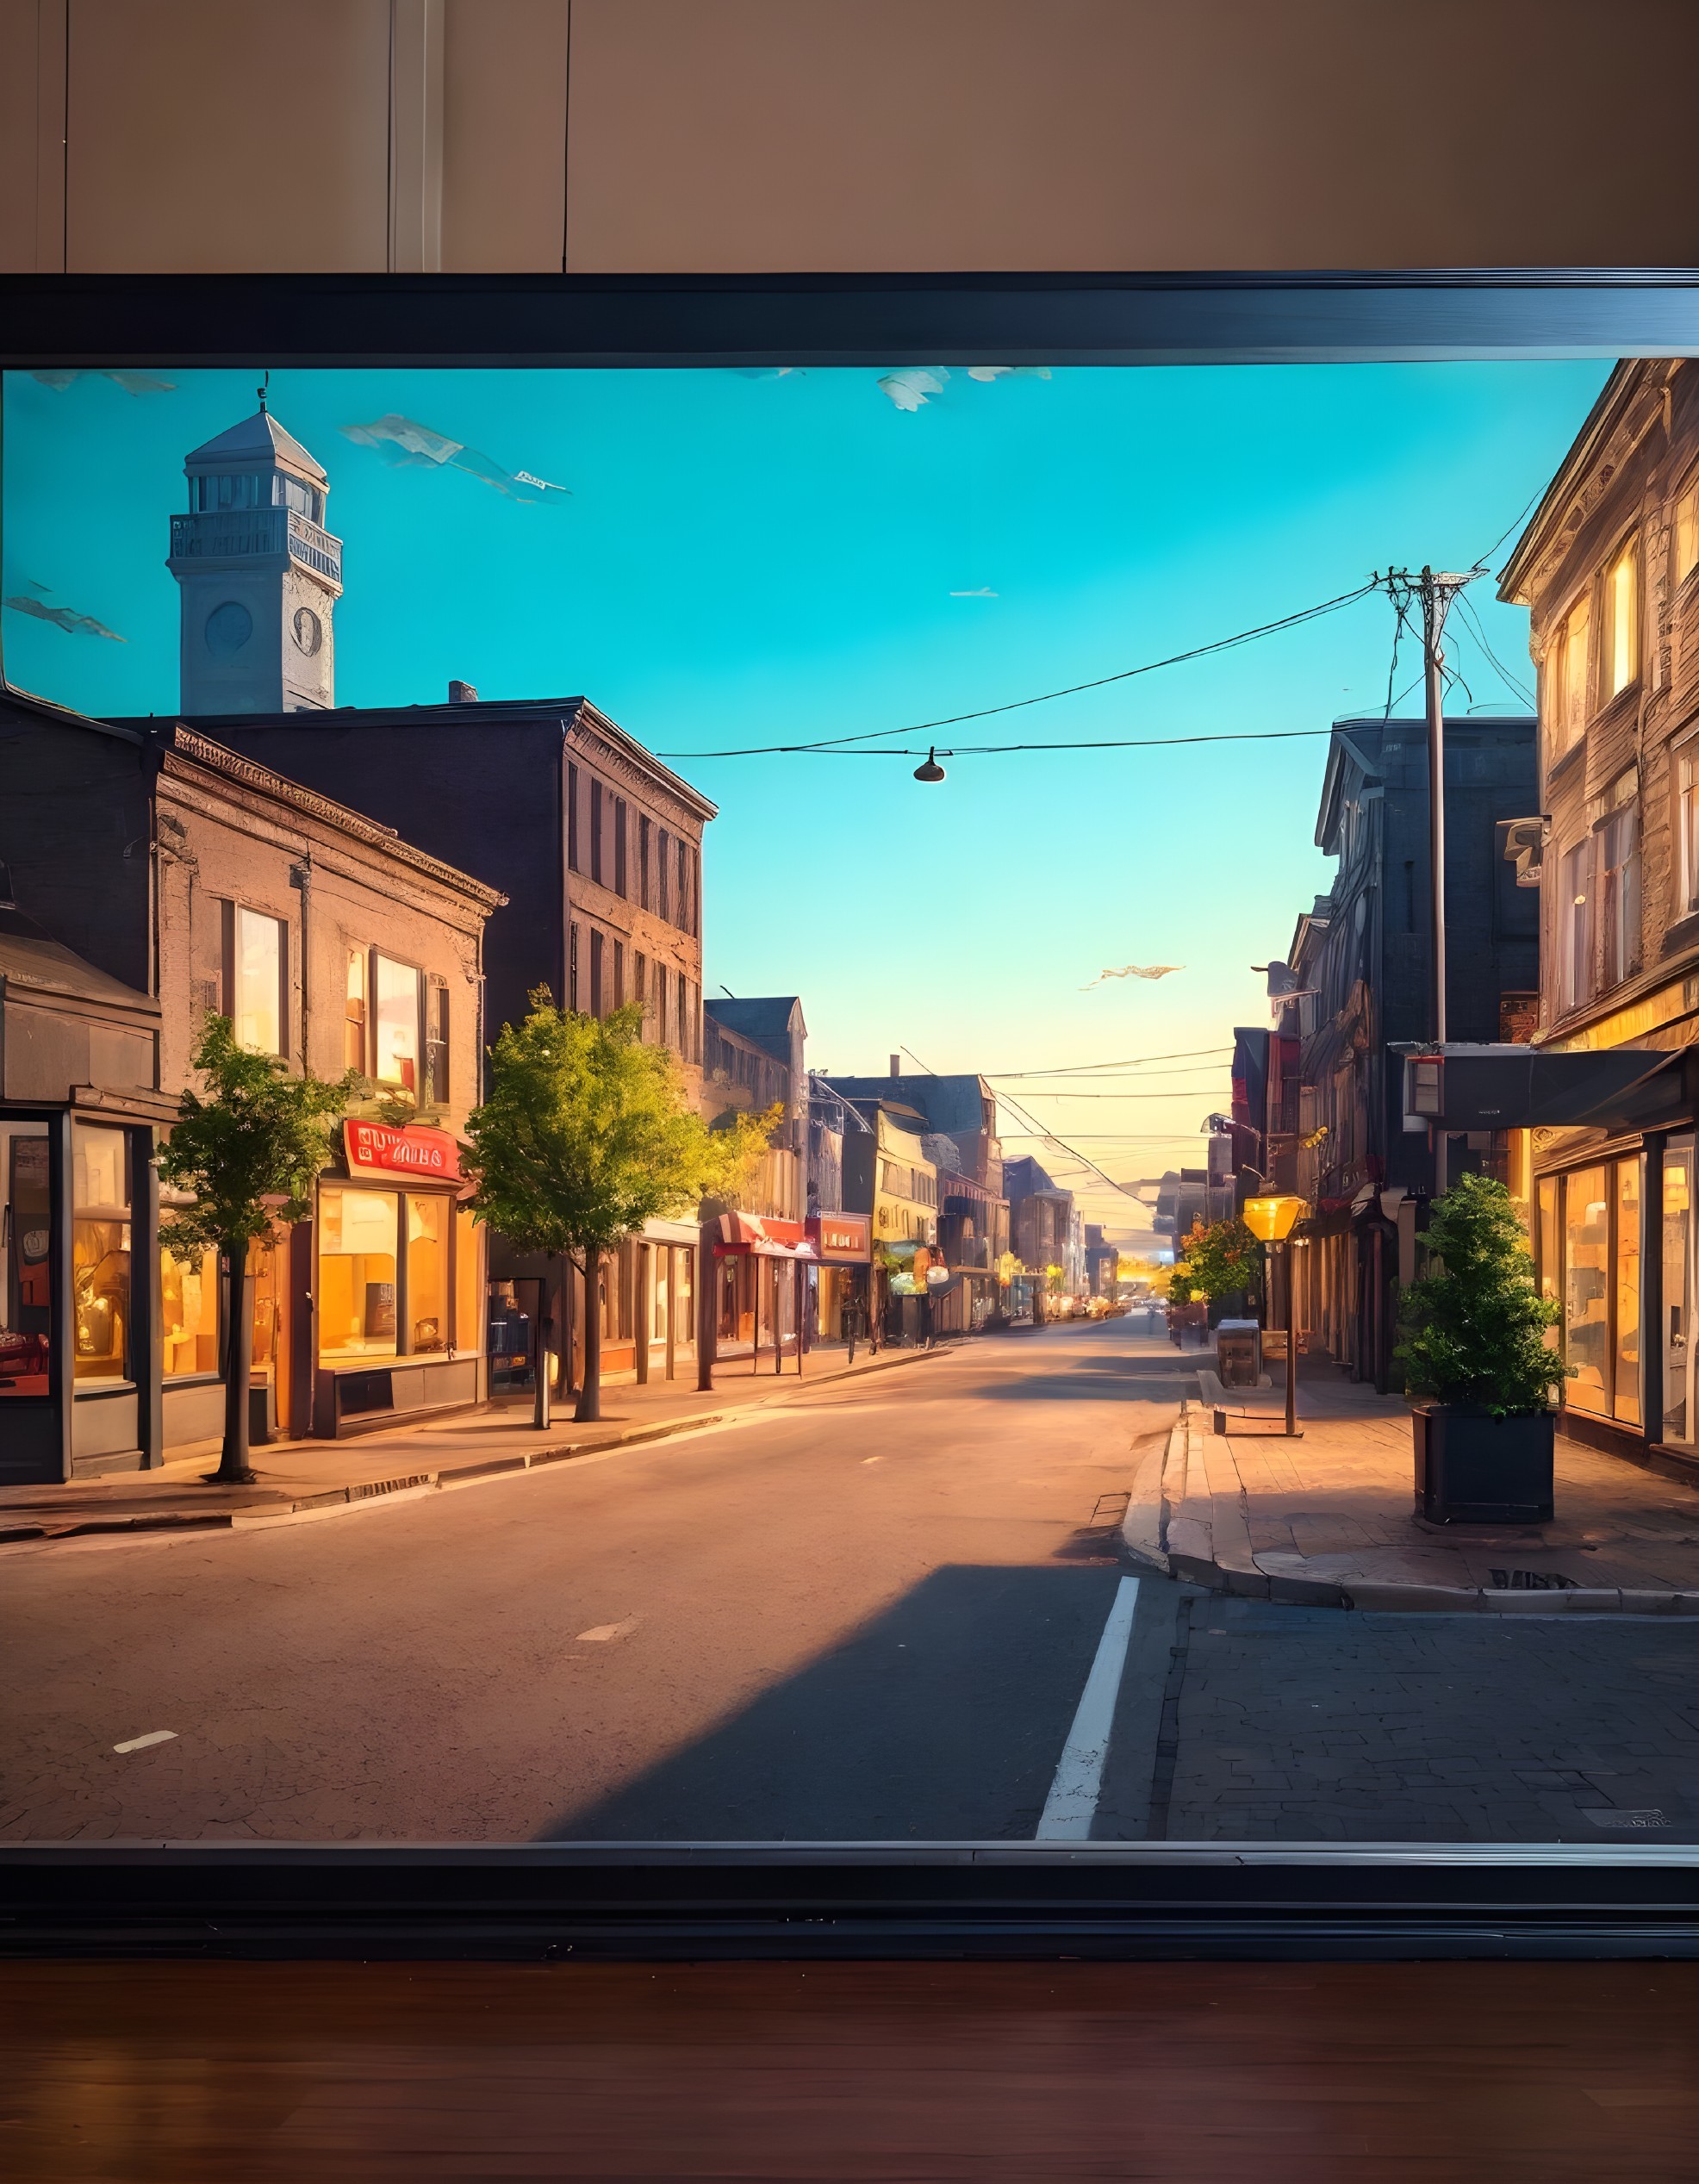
[1241,1192,1307,1435]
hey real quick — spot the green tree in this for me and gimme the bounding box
[1166,1217,1263,1310]
[156,1017,358,1484]
[1394,1172,1570,1416]
[462,992,776,1423]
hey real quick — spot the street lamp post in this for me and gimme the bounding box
[1242,1192,1308,1438]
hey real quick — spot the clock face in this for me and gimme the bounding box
[204,600,252,656]
[292,606,323,656]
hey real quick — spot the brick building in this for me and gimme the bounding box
[0,689,501,1478]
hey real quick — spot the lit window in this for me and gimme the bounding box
[160,1240,219,1378]
[344,947,367,1073]
[1550,594,1590,752]
[72,1123,131,1384]
[1600,537,1640,700]
[1676,477,1699,588]
[373,955,421,1094]
[233,906,285,1056]
[317,1186,399,1361]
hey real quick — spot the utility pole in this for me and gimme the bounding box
[1384,566,1478,1202]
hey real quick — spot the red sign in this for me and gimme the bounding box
[807,1212,872,1263]
[344,1120,463,1182]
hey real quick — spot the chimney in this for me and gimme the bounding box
[448,680,479,704]
[889,1053,901,1078]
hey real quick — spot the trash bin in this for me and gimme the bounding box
[1216,1318,1263,1389]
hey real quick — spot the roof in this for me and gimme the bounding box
[1496,362,1640,606]
[1315,713,1535,851]
[111,696,719,825]
[819,1073,992,1134]
[705,996,805,1063]
[160,725,507,910]
[0,905,158,1014]
[184,408,327,482]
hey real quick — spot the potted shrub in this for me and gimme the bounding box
[1395,1172,1570,1524]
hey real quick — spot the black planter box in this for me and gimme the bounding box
[1412,1404,1555,1524]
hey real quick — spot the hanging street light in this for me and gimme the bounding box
[913,747,947,782]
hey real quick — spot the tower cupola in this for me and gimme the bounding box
[167,393,343,715]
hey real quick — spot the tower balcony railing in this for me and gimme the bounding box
[168,508,342,588]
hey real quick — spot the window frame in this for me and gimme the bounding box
[15,267,1699,1957]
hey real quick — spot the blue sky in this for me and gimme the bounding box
[2,360,1609,1226]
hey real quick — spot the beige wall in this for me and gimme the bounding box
[2,0,1697,274]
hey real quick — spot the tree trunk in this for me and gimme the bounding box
[212,1245,256,1484]
[576,1247,602,1422]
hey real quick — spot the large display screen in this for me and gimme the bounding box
[8,349,1699,1851]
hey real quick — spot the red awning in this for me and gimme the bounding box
[713,1212,818,1260]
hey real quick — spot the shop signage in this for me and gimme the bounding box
[808,1211,872,1263]
[344,1119,463,1182]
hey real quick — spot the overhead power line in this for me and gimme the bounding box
[657,582,1379,758]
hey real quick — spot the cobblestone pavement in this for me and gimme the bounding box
[1156,1587,1699,1841]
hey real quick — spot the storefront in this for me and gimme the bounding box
[1533,1144,1646,1444]
[806,1210,872,1346]
[708,1211,818,1372]
[309,1117,484,1436]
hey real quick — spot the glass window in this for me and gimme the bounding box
[0,1122,53,1397]
[1601,538,1640,700]
[1680,742,1699,919]
[1665,1144,1694,1445]
[1562,1164,1611,1416]
[1600,800,1640,986]
[407,1196,447,1353]
[72,1123,131,1384]
[454,1204,482,1356]
[234,905,285,1056]
[426,977,449,1105]
[249,1236,281,1383]
[1553,594,1590,750]
[1536,1173,1559,1355]
[1560,838,1592,1010]
[317,1187,399,1362]
[160,1240,219,1378]
[1677,478,1699,589]
[373,955,420,1094]
[345,948,367,1073]
[1615,1158,1642,1426]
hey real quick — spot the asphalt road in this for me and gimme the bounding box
[16,1318,1698,1847]
[1,1322,1187,1844]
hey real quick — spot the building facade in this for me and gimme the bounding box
[0,691,501,1478]
[135,398,719,1400]
[820,1067,1007,1334]
[1500,358,1699,1461]
[1254,713,1538,1386]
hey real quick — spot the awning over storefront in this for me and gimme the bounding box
[712,1212,818,1260]
[1396,1043,1695,1133]
[807,1211,872,1263]
[640,1216,701,1248]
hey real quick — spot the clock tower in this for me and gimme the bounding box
[167,392,343,715]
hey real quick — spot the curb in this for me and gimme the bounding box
[1130,1400,1699,1618]
[0,1341,949,1555]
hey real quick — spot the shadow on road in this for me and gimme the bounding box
[538,1561,1127,1842]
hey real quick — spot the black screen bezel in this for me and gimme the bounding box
[5,266,1699,1960]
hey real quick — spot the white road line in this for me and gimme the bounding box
[576,1617,640,1643]
[1035,1575,1141,1841]
[112,1730,177,1754]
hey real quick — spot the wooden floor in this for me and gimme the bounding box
[5,1959,1698,2179]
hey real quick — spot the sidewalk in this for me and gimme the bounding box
[1123,1359,1699,1615]
[0,1341,949,1552]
